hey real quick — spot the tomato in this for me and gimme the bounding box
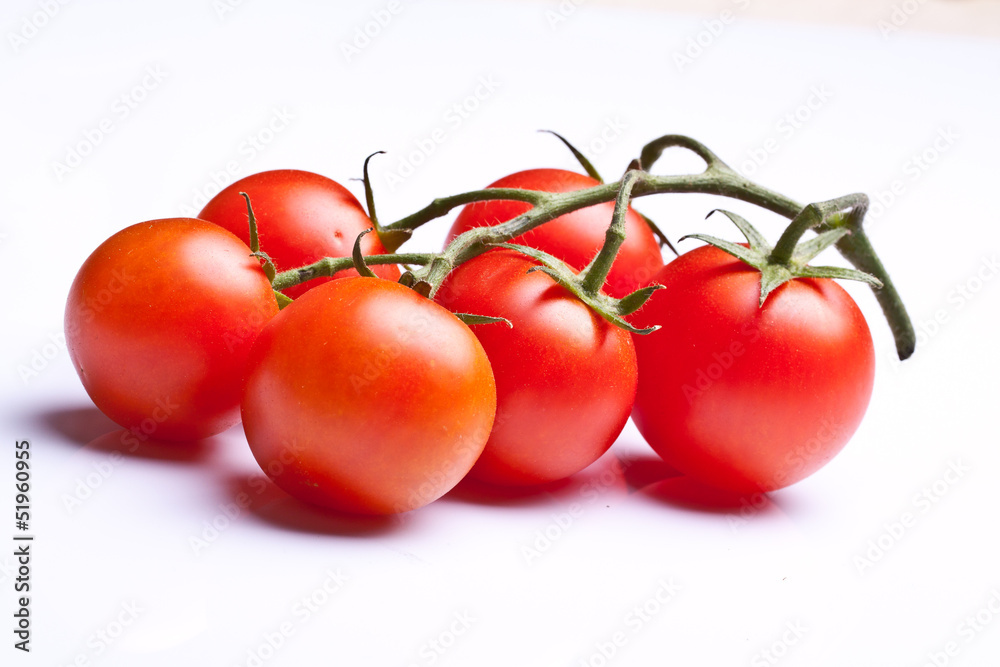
[436,249,637,486]
[446,169,663,298]
[630,244,876,494]
[65,218,279,441]
[199,169,400,299]
[241,277,496,515]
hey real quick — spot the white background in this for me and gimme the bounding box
[2,1,999,665]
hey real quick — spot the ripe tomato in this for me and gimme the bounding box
[630,244,876,494]
[65,218,279,441]
[199,169,400,299]
[436,249,637,486]
[241,277,496,515]
[446,169,663,298]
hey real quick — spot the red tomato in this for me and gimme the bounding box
[446,169,663,298]
[241,277,496,515]
[65,219,279,441]
[630,244,876,494]
[199,169,400,299]
[436,249,637,486]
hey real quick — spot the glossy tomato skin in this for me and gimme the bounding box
[630,244,876,494]
[446,169,663,298]
[199,169,400,299]
[65,218,279,441]
[241,277,496,515]
[436,249,637,486]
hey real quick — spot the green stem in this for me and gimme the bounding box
[320,134,913,358]
[769,194,868,265]
[819,206,914,359]
[351,229,379,279]
[581,170,642,294]
[382,187,551,235]
[416,185,618,296]
[240,192,261,253]
[271,252,435,292]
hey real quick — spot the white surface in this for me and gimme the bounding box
[2,1,999,665]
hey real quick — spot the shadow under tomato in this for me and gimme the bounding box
[83,428,216,464]
[33,404,119,446]
[638,475,779,515]
[444,450,659,508]
[443,474,577,508]
[613,449,789,517]
[615,451,684,492]
[34,404,216,463]
[225,473,405,538]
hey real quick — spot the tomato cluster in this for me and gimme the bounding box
[66,164,877,515]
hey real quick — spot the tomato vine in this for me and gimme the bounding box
[266,133,915,360]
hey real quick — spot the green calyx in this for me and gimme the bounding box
[490,168,663,335]
[684,208,883,307]
[498,242,663,335]
[350,228,511,329]
[273,291,293,309]
[360,151,412,253]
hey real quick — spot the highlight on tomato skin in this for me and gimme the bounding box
[64,218,280,441]
[446,168,664,298]
[240,277,498,515]
[436,248,639,487]
[198,169,401,299]
[629,244,876,495]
